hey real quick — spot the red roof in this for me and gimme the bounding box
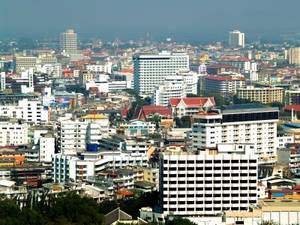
[205,75,245,81]
[92,53,104,56]
[170,97,215,108]
[119,69,134,74]
[63,70,73,73]
[207,64,234,69]
[117,190,134,196]
[293,185,300,190]
[121,109,128,117]
[220,56,251,62]
[89,87,99,93]
[198,113,219,116]
[282,104,300,112]
[142,105,172,117]
[270,189,300,193]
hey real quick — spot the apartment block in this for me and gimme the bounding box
[288,47,300,65]
[229,30,245,48]
[152,76,186,107]
[52,151,147,183]
[204,75,245,96]
[0,99,48,124]
[133,52,189,94]
[237,86,284,104]
[160,144,258,216]
[58,120,88,154]
[0,121,28,146]
[39,133,55,162]
[192,104,279,164]
[286,89,300,105]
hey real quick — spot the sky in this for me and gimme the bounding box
[1,0,300,41]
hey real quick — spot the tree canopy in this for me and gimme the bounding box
[0,190,159,225]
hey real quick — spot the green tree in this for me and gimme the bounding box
[175,116,191,128]
[204,92,227,106]
[48,192,104,225]
[98,200,118,214]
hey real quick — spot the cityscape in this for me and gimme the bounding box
[3,1,300,225]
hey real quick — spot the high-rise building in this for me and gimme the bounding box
[160,144,258,216]
[60,29,78,55]
[58,120,88,154]
[133,52,189,95]
[152,76,186,107]
[288,47,300,65]
[192,104,279,164]
[229,30,245,48]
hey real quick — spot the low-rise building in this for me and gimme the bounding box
[170,97,215,118]
[205,75,245,96]
[52,151,147,183]
[237,86,284,104]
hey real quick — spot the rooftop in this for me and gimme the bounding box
[261,200,300,208]
[82,114,108,119]
[220,104,278,114]
[205,75,245,81]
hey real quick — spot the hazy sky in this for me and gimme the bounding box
[1,0,300,41]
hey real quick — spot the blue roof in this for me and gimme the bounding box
[281,123,300,131]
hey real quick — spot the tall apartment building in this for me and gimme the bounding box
[229,30,245,48]
[0,99,48,124]
[152,76,186,107]
[288,47,300,65]
[60,29,78,55]
[39,133,55,162]
[58,120,88,154]
[204,75,245,96]
[178,70,198,95]
[237,86,284,104]
[192,104,279,164]
[133,52,189,94]
[160,144,258,216]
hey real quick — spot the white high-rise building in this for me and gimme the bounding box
[152,76,186,107]
[288,47,300,65]
[60,29,78,55]
[133,51,189,94]
[160,143,258,217]
[192,105,279,164]
[229,30,245,48]
[58,120,88,155]
[39,133,55,162]
[178,70,198,95]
